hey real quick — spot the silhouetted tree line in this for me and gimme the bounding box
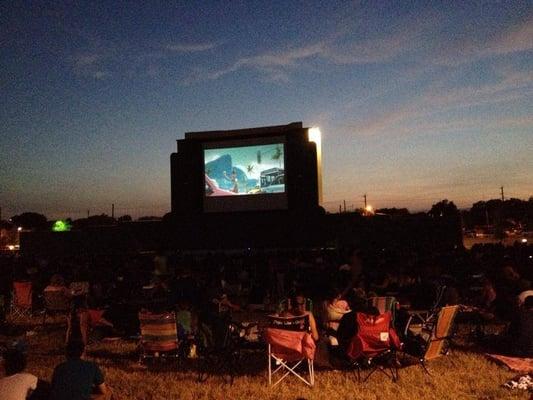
[4,212,156,230]
[5,197,531,233]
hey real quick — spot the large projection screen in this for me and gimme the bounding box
[203,137,288,212]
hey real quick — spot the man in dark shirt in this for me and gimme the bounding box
[50,340,111,400]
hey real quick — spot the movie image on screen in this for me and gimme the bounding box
[204,143,285,197]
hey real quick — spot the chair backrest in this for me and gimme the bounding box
[44,289,71,312]
[139,311,178,352]
[368,297,398,319]
[347,311,401,360]
[266,315,315,361]
[423,305,459,360]
[431,285,447,311]
[13,282,32,308]
[268,315,310,332]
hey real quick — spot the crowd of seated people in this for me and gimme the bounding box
[0,241,532,388]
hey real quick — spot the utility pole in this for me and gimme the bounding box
[363,194,367,209]
[87,209,90,218]
[343,200,346,213]
[500,186,505,202]
[339,204,342,214]
[111,204,115,219]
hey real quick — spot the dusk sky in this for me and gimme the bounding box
[1,1,532,219]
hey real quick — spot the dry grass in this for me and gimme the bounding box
[3,317,530,400]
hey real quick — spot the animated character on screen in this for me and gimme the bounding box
[223,169,239,193]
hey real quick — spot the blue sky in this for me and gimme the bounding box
[1,1,532,218]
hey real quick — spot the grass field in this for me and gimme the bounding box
[2,317,530,400]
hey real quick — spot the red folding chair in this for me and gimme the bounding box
[347,311,401,382]
[11,282,33,321]
[265,315,316,387]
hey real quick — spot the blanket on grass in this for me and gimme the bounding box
[486,353,533,373]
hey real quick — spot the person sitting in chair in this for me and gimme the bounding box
[280,294,319,341]
[44,275,71,297]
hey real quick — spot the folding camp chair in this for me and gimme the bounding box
[10,282,33,322]
[368,296,399,323]
[42,289,71,324]
[265,315,316,387]
[403,305,459,374]
[197,313,244,385]
[346,311,401,382]
[403,285,447,336]
[138,310,180,364]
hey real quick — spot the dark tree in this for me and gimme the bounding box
[428,200,459,218]
[10,212,48,229]
[137,216,162,221]
[117,215,132,222]
[73,214,116,229]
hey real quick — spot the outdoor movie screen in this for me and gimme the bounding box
[204,143,285,197]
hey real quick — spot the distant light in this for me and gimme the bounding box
[17,227,22,231]
[365,205,374,213]
[8,245,15,251]
[522,238,528,243]
[52,220,71,232]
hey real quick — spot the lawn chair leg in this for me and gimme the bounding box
[352,363,361,383]
[363,365,379,383]
[268,345,272,385]
[390,365,399,382]
[308,359,314,386]
[420,359,430,375]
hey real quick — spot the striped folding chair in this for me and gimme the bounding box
[138,310,179,363]
[266,315,316,387]
[11,282,33,322]
[404,305,459,374]
[42,289,71,324]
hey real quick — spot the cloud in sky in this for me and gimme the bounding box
[164,42,219,53]
[65,10,532,86]
[342,66,533,137]
[71,52,111,79]
[432,14,533,66]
